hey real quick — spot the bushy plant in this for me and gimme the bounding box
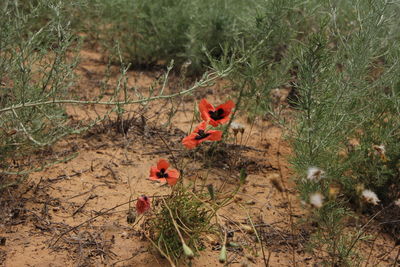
[79,0,258,73]
[0,0,79,163]
[286,0,400,264]
[208,0,400,264]
[206,0,318,118]
[291,0,400,208]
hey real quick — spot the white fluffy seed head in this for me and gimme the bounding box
[271,88,282,104]
[310,193,324,208]
[372,144,387,161]
[372,144,385,154]
[230,122,245,130]
[361,189,380,205]
[307,167,325,182]
[394,199,400,208]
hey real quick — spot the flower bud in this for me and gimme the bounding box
[182,243,194,259]
[219,245,227,263]
[207,184,215,200]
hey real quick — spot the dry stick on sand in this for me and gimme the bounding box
[72,194,97,217]
[343,204,393,260]
[393,247,400,267]
[50,194,169,247]
[0,153,78,191]
[50,199,134,247]
[364,235,379,267]
[145,234,177,267]
[245,209,271,266]
[374,241,400,266]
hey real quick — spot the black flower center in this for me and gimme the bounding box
[209,108,225,121]
[156,168,169,178]
[195,129,211,140]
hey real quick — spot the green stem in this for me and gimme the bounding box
[0,69,231,114]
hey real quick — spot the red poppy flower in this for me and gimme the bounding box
[149,159,180,186]
[136,195,151,214]
[182,121,223,149]
[199,98,235,127]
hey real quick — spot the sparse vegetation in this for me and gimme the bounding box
[1,0,399,266]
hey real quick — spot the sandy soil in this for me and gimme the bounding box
[0,49,398,267]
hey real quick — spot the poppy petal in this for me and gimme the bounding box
[167,169,180,179]
[216,100,235,117]
[149,176,167,183]
[212,116,231,126]
[209,119,220,127]
[199,99,213,122]
[182,134,199,149]
[206,130,223,141]
[166,169,180,186]
[194,121,208,132]
[166,177,178,186]
[157,159,170,170]
[196,139,207,146]
[149,166,160,179]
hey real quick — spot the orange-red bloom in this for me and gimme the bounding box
[136,195,151,214]
[182,121,222,149]
[149,159,180,186]
[199,98,235,127]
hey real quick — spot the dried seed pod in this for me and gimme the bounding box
[127,209,136,224]
[207,184,215,200]
[240,224,254,234]
[230,122,245,135]
[355,183,365,195]
[328,183,341,199]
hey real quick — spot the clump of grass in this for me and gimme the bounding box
[145,185,214,265]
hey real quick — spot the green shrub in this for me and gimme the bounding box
[0,1,79,165]
[291,0,400,208]
[80,0,259,73]
[210,0,400,264]
[286,0,400,264]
